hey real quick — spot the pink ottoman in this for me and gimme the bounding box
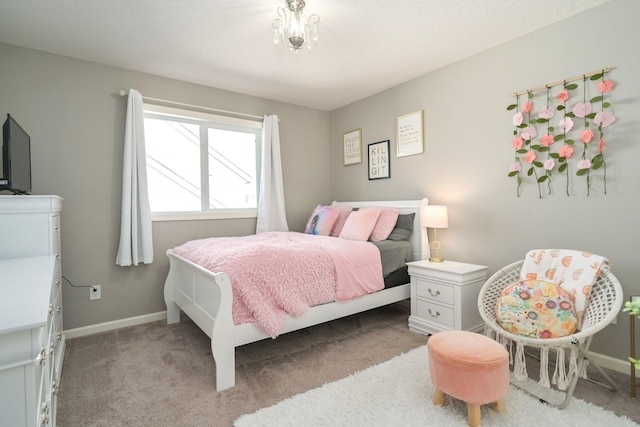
[427,330,509,427]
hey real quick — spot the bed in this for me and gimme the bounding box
[163,198,429,391]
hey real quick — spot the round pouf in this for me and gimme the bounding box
[427,330,509,427]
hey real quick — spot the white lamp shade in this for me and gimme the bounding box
[422,205,448,229]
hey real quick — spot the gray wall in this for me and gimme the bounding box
[0,43,330,329]
[330,0,639,360]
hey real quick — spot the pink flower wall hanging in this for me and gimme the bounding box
[558,145,574,159]
[538,106,555,119]
[524,150,537,163]
[540,134,554,147]
[558,117,574,132]
[594,111,616,127]
[521,126,538,141]
[512,112,524,126]
[572,102,592,118]
[598,79,615,93]
[581,129,594,143]
[506,69,615,198]
[577,159,592,170]
[543,159,555,170]
[557,90,569,102]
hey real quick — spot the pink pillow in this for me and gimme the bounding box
[339,209,381,241]
[360,206,399,242]
[305,205,339,236]
[330,206,353,237]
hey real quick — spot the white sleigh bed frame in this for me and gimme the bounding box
[163,198,429,391]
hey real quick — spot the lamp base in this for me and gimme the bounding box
[429,257,445,263]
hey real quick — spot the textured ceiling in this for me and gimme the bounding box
[0,0,611,111]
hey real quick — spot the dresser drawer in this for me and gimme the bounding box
[415,279,454,305]
[415,300,454,328]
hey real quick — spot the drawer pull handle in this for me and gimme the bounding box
[428,288,440,297]
[428,308,441,318]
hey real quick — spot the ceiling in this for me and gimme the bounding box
[0,0,611,111]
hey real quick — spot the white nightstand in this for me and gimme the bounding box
[407,260,488,336]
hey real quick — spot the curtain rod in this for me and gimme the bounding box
[119,90,264,121]
[511,67,613,97]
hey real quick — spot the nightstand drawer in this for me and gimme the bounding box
[415,279,454,305]
[415,300,454,328]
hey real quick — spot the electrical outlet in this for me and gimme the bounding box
[89,285,101,301]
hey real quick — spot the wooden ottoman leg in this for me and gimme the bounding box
[433,388,446,405]
[491,400,505,413]
[467,403,481,427]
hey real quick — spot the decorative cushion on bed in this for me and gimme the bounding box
[360,206,399,242]
[339,208,381,241]
[495,279,578,339]
[330,206,353,237]
[304,205,340,236]
[387,213,415,241]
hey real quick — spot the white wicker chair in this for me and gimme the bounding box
[477,259,623,409]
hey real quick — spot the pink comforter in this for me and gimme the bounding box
[172,232,384,337]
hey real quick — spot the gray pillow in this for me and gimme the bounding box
[387,213,415,241]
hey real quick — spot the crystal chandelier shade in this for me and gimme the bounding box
[272,0,319,52]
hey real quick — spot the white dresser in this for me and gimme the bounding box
[407,260,487,336]
[0,195,64,427]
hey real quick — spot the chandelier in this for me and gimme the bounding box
[272,0,319,52]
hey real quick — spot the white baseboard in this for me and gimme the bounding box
[63,311,167,339]
[589,350,638,376]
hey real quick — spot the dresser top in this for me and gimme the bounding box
[0,195,62,213]
[0,255,57,334]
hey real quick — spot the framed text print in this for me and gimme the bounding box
[396,110,424,157]
[368,140,390,180]
[343,129,362,166]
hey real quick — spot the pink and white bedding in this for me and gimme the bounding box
[172,231,384,338]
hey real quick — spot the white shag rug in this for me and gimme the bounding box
[235,347,638,427]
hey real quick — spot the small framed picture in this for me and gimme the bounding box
[343,129,362,166]
[368,140,390,180]
[396,110,424,157]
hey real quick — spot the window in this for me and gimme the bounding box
[143,104,262,220]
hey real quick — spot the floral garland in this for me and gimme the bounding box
[507,70,615,197]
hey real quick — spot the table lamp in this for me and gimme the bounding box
[422,205,449,262]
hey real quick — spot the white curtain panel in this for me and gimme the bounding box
[116,89,154,266]
[256,114,289,233]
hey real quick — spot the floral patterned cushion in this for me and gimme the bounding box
[496,279,578,339]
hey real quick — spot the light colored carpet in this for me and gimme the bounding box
[57,302,429,426]
[235,347,639,427]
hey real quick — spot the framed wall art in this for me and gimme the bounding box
[396,110,424,157]
[343,128,362,166]
[368,140,390,180]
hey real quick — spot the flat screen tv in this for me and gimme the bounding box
[1,114,32,194]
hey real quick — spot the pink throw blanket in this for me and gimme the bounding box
[172,232,384,337]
